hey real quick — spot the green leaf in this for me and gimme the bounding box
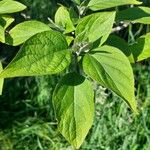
[75,11,116,44]
[88,0,142,11]
[106,35,131,56]
[69,7,79,25]
[0,62,4,95]
[0,24,5,42]
[129,33,150,62]
[106,35,135,63]
[83,45,138,113]
[0,31,71,78]
[0,15,14,43]
[0,0,26,14]
[72,0,80,5]
[116,7,150,24]
[66,36,74,45]
[53,72,94,149]
[0,15,14,29]
[6,21,51,46]
[55,6,75,34]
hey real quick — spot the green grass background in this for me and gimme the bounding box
[0,0,150,149]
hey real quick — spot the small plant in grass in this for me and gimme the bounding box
[1,0,150,149]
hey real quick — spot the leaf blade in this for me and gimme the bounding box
[55,6,75,33]
[83,45,138,113]
[88,0,142,11]
[129,33,150,62]
[106,35,131,57]
[6,21,51,46]
[0,25,5,43]
[0,62,4,95]
[0,0,26,14]
[0,31,71,78]
[116,7,150,24]
[75,11,116,44]
[0,15,14,29]
[53,73,94,149]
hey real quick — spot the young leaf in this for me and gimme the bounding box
[66,36,74,45]
[0,25,5,42]
[0,0,26,14]
[129,33,150,62]
[55,6,75,34]
[88,0,142,11]
[6,21,51,46]
[75,11,116,45]
[116,7,150,24]
[0,31,71,78]
[53,72,94,149]
[0,15,14,29]
[72,0,80,5]
[83,45,138,113]
[0,62,4,95]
